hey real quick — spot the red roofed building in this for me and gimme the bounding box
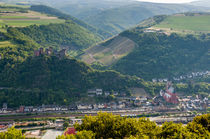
[160,82,179,104]
[64,128,77,136]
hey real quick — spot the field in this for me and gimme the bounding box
[0,6,65,27]
[154,14,210,34]
[0,41,14,48]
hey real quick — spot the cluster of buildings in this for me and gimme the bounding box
[1,84,209,114]
[179,95,209,111]
[152,71,209,83]
[87,88,123,97]
[34,47,67,58]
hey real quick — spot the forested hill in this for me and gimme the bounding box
[30,5,112,39]
[0,5,108,57]
[17,22,101,51]
[0,55,146,107]
[112,31,210,80]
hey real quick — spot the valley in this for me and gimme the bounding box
[0,1,209,138]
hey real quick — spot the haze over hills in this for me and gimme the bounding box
[190,0,210,7]
[82,3,209,34]
[43,0,209,34]
[1,0,209,34]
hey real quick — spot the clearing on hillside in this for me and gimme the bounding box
[0,6,65,28]
[0,41,14,48]
[81,35,137,65]
[153,13,210,34]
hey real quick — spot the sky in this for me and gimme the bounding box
[136,0,197,3]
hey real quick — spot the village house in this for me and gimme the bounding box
[76,104,92,110]
[104,91,110,97]
[24,106,33,112]
[70,118,82,125]
[55,119,64,130]
[87,88,103,97]
[113,92,119,96]
[2,103,7,111]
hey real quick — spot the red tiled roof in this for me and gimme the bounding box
[0,125,6,129]
[64,128,77,136]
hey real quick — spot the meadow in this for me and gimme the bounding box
[0,6,65,28]
[0,41,14,48]
[154,15,210,33]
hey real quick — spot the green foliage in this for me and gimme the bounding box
[113,32,210,80]
[17,23,101,50]
[63,121,69,129]
[30,5,112,39]
[157,122,191,139]
[191,114,210,132]
[0,55,145,107]
[71,113,210,139]
[0,127,25,139]
[74,112,160,138]
[155,14,210,33]
[57,130,95,139]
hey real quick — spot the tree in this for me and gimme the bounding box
[56,130,95,139]
[74,112,159,138]
[0,127,25,139]
[63,121,69,129]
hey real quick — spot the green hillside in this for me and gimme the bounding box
[17,22,101,53]
[30,5,112,39]
[0,5,65,28]
[0,54,147,107]
[0,5,112,57]
[111,30,210,80]
[83,14,210,80]
[81,36,137,65]
[82,3,207,35]
[153,13,210,34]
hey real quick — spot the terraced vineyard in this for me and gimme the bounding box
[81,36,137,65]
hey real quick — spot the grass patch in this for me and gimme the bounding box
[0,16,30,19]
[0,41,14,47]
[155,15,210,33]
[0,6,65,27]
[0,19,65,27]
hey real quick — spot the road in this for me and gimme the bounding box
[42,129,63,139]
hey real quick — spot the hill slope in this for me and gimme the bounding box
[113,31,210,80]
[0,55,145,107]
[81,36,137,65]
[0,5,109,56]
[74,2,208,34]
[82,14,210,80]
[30,5,112,39]
[152,13,210,34]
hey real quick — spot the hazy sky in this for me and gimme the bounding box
[136,0,196,3]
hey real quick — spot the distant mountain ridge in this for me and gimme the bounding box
[190,0,210,7]
[83,3,208,34]
[4,0,208,35]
